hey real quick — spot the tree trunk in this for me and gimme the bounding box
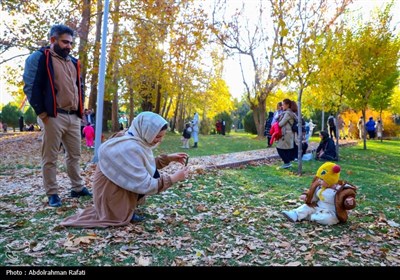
[171,94,181,133]
[165,96,173,120]
[88,0,103,110]
[154,82,161,114]
[128,84,134,126]
[252,99,266,138]
[107,0,121,132]
[362,109,367,150]
[77,0,91,98]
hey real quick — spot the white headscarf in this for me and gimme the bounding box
[98,112,168,194]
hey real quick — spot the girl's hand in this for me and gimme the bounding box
[299,194,306,201]
[168,153,188,165]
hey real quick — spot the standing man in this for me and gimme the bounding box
[23,24,92,207]
[327,113,337,140]
[221,119,226,135]
[19,115,24,132]
[191,112,199,148]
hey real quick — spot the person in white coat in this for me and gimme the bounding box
[191,112,199,148]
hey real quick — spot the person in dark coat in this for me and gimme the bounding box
[19,116,24,132]
[264,112,274,147]
[315,131,337,161]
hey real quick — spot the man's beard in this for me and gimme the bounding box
[54,43,70,58]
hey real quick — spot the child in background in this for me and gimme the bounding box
[181,123,192,149]
[82,123,95,148]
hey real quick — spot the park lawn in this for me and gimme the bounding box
[154,130,272,157]
[0,133,399,266]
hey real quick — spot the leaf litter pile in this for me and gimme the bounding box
[0,132,399,266]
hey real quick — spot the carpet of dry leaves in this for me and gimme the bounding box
[0,132,399,267]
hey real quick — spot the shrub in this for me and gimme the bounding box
[200,118,212,135]
[243,110,257,134]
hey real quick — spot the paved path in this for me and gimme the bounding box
[173,140,358,171]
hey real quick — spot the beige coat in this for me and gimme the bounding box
[60,155,172,228]
[276,109,296,149]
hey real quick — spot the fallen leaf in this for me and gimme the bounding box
[286,261,302,266]
[137,256,151,266]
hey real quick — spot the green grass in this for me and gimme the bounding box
[154,130,271,157]
[0,134,399,266]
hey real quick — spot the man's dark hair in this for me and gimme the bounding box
[49,24,74,39]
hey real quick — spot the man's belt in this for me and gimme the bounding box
[57,108,78,115]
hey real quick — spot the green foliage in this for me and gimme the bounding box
[347,5,400,113]
[24,106,36,124]
[243,110,257,134]
[231,100,249,130]
[1,103,20,129]
[200,118,212,135]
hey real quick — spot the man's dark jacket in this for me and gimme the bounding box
[23,46,84,118]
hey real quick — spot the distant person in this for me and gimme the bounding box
[306,119,316,142]
[282,162,357,225]
[357,116,365,139]
[315,131,337,161]
[299,120,309,157]
[85,108,95,125]
[2,123,7,133]
[347,120,356,139]
[365,117,376,140]
[181,122,192,149]
[264,112,274,147]
[327,113,337,140]
[191,112,199,148]
[271,102,283,126]
[375,119,384,140]
[19,115,24,132]
[60,112,189,228]
[276,98,297,169]
[23,24,91,207]
[215,120,222,134]
[221,119,226,135]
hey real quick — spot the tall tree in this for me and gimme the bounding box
[309,28,360,159]
[77,0,91,96]
[105,0,121,132]
[275,0,352,174]
[346,4,400,149]
[88,0,103,110]
[211,0,286,138]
